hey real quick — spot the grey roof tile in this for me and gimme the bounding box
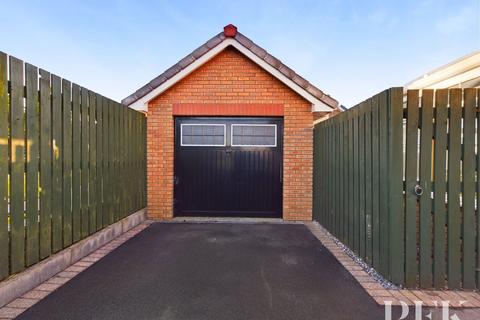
[163,65,182,79]
[206,34,224,49]
[150,74,168,88]
[135,83,154,99]
[234,33,253,48]
[263,53,282,68]
[292,75,309,89]
[306,84,326,99]
[191,45,210,59]
[278,64,295,78]
[122,26,339,110]
[249,43,267,59]
[178,55,196,69]
[322,95,339,108]
[122,95,136,106]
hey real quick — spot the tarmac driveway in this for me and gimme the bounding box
[18,222,401,320]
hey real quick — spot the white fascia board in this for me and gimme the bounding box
[405,51,480,89]
[128,38,333,113]
[420,66,480,89]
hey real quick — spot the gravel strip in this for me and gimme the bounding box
[314,221,399,290]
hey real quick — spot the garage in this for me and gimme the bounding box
[122,24,340,221]
[174,117,283,218]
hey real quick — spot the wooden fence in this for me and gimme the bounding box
[0,52,147,281]
[313,87,480,290]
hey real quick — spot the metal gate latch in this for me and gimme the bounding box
[414,185,423,196]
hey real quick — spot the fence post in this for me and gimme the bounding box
[10,57,26,273]
[25,63,40,266]
[404,90,419,287]
[447,89,462,289]
[387,87,405,286]
[0,53,9,279]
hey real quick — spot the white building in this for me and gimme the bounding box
[405,51,480,90]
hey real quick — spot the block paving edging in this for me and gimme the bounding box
[305,221,480,309]
[0,222,152,319]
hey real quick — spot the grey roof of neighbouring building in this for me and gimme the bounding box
[122,27,339,110]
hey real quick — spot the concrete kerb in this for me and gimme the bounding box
[0,208,146,308]
[170,217,306,224]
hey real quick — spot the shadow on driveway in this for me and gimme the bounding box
[18,223,406,320]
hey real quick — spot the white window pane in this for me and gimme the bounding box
[232,125,276,147]
[181,124,225,146]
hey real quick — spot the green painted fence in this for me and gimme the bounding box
[0,52,147,281]
[314,87,480,290]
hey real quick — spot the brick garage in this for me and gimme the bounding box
[123,25,340,221]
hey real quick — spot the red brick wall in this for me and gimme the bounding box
[147,47,327,220]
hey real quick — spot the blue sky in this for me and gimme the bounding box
[1,0,479,107]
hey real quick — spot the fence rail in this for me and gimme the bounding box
[0,52,147,281]
[314,87,480,290]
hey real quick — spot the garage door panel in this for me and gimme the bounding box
[230,149,281,213]
[174,117,282,218]
[175,148,231,212]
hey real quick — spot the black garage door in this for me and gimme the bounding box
[174,117,283,218]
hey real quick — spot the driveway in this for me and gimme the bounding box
[17,222,403,320]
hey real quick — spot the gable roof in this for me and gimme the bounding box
[122,24,339,112]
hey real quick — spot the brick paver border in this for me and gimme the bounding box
[0,222,152,319]
[305,222,480,309]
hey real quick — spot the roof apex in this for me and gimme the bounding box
[123,27,340,111]
[223,24,237,37]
